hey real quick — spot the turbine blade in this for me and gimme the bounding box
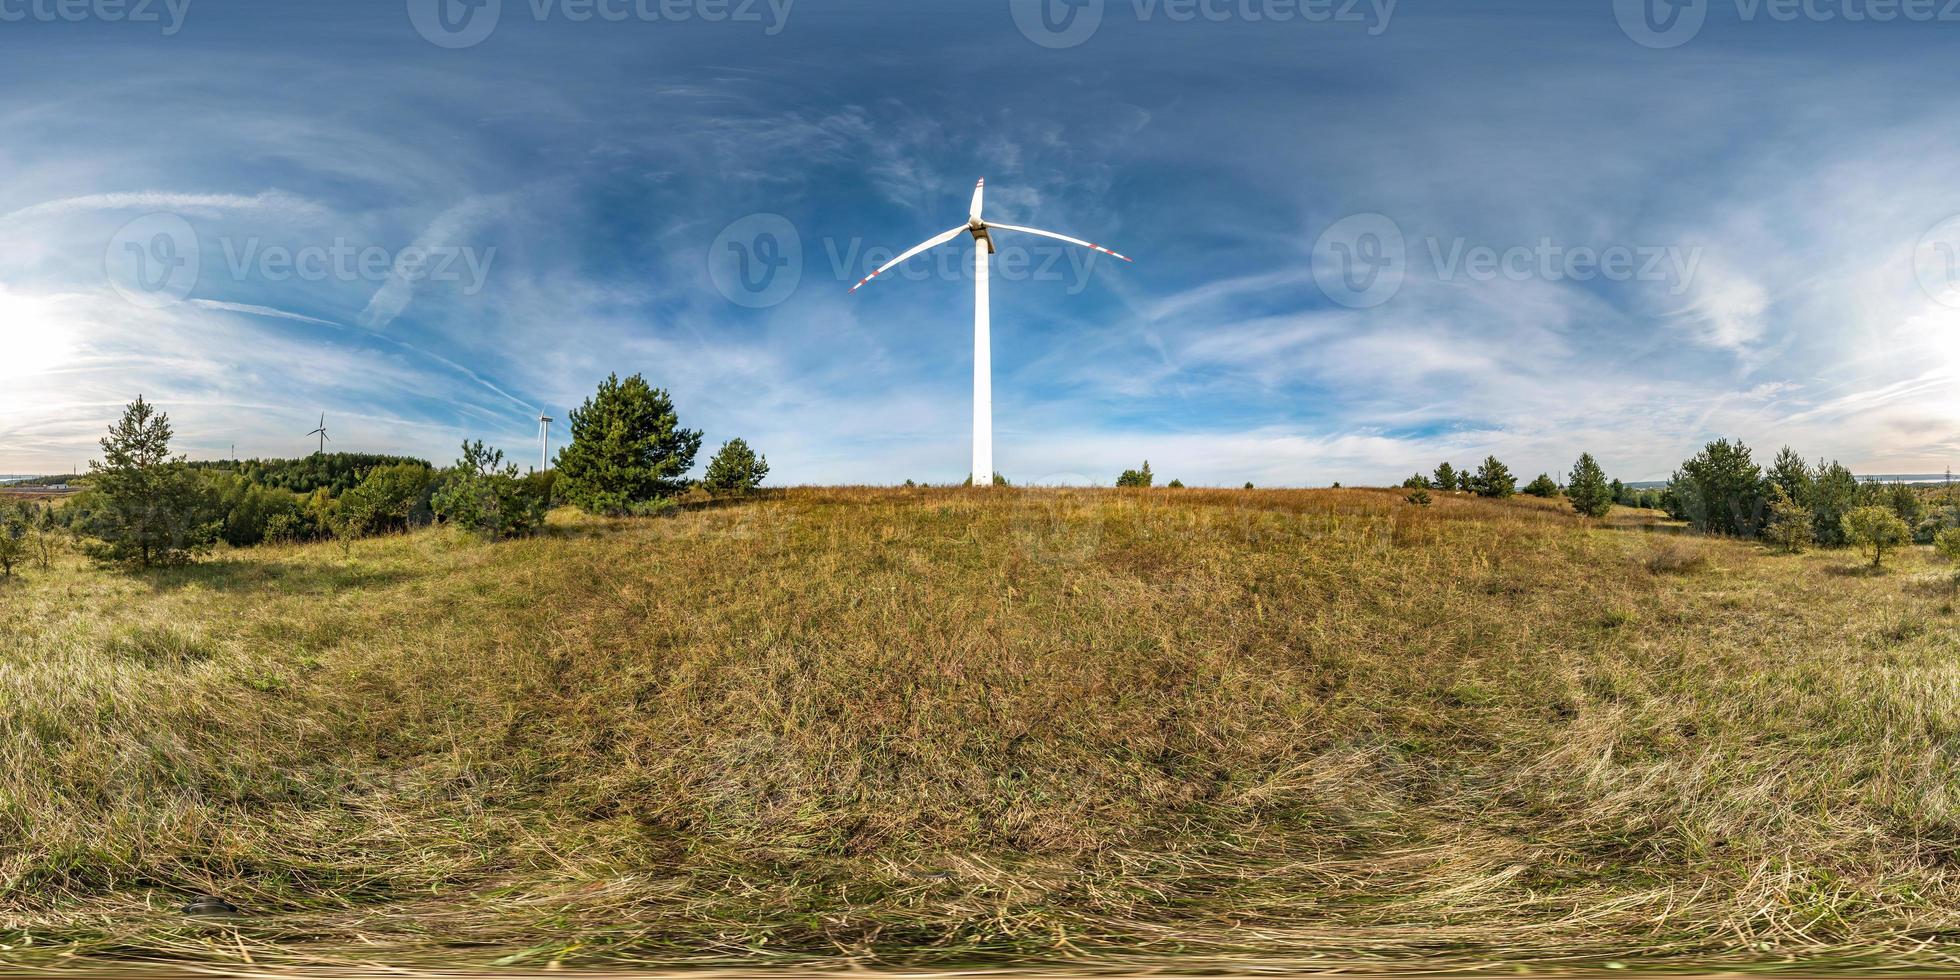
[970,178,984,221]
[986,222,1133,263]
[849,225,968,291]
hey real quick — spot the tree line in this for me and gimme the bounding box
[1662,440,1957,567]
[3,372,769,573]
[1394,441,1959,569]
[1397,453,1652,515]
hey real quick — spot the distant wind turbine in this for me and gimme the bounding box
[850,177,1131,485]
[537,413,553,472]
[306,413,330,455]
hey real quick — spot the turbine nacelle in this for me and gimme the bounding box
[967,219,996,254]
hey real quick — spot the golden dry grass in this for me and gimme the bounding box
[2,486,1958,973]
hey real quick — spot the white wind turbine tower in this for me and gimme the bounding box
[851,178,1131,484]
[306,413,330,455]
[536,414,553,472]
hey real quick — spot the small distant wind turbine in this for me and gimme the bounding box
[537,414,553,472]
[306,413,330,455]
[850,177,1131,485]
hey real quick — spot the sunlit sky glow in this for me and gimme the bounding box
[2,0,1958,484]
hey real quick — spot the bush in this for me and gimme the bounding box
[1167,479,1185,489]
[1842,505,1910,568]
[203,472,307,547]
[1935,527,1960,581]
[1645,539,1708,575]
[1116,461,1153,488]
[1523,473,1560,498]
[338,462,435,536]
[1763,485,1814,554]
[702,438,770,494]
[1405,488,1432,508]
[0,512,26,578]
[432,441,545,539]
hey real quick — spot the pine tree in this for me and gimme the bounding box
[1766,446,1812,506]
[80,397,215,567]
[1432,462,1458,492]
[1674,439,1764,536]
[1764,484,1814,553]
[1810,460,1860,546]
[1116,461,1154,488]
[1470,456,1516,498]
[702,438,770,494]
[555,374,703,513]
[1566,453,1613,517]
[1888,481,1924,525]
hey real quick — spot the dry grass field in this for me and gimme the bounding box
[2,486,1958,973]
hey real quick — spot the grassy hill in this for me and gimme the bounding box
[3,487,1958,972]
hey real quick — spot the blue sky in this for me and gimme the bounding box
[3,0,1958,485]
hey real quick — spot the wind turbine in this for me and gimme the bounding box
[306,414,330,455]
[537,414,553,472]
[850,178,1131,485]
